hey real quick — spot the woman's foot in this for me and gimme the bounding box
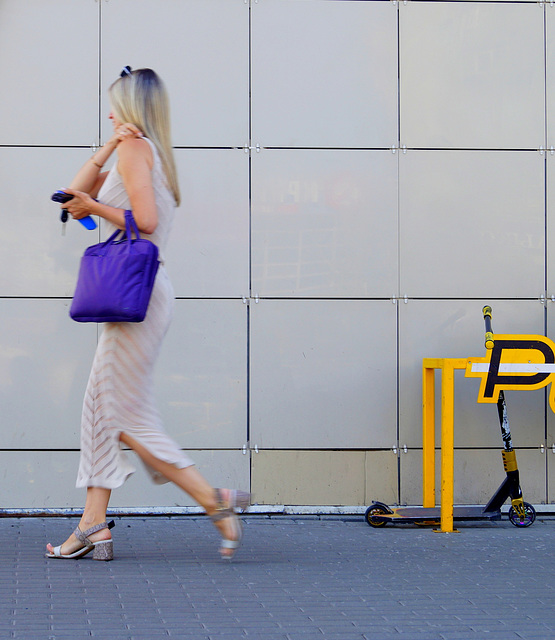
[209,489,250,560]
[46,521,115,560]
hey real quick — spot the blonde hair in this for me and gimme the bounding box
[109,68,181,206]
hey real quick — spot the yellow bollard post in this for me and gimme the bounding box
[422,362,436,508]
[437,361,457,533]
[423,358,466,533]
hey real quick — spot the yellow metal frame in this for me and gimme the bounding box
[422,357,468,533]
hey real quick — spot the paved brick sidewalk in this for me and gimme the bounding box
[1,515,555,639]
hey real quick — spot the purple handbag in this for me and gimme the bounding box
[70,210,160,323]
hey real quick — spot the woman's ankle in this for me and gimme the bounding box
[79,514,107,531]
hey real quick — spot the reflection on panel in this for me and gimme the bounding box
[252,450,366,506]
[0,148,100,297]
[547,159,555,478]
[155,300,247,449]
[251,0,398,148]
[101,0,248,147]
[0,450,249,509]
[365,451,398,507]
[0,1,99,146]
[548,451,555,506]
[252,150,398,297]
[400,449,424,506]
[400,151,544,298]
[112,450,250,508]
[546,162,555,481]
[250,300,397,449]
[401,448,546,506]
[545,10,555,151]
[167,150,249,298]
[399,300,546,449]
[400,3,544,149]
[419,0,538,2]
[0,452,84,509]
[547,157,555,299]
[454,449,546,506]
[0,299,97,449]
[544,300,555,478]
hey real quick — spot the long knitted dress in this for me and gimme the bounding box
[76,138,193,489]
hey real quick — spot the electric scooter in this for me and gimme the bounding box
[365,306,536,529]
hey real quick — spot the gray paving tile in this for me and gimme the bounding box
[3,516,555,640]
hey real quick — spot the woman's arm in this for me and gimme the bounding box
[115,137,157,234]
[68,139,116,197]
[67,124,142,197]
[62,136,157,235]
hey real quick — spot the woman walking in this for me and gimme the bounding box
[46,67,249,562]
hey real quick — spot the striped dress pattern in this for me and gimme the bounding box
[76,138,194,489]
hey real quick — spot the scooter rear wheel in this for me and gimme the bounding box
[508,502,536,527]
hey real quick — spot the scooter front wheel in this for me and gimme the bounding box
[365,504,390,528]
[508,502,536,527]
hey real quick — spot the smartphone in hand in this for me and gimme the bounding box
[51,191,97,230]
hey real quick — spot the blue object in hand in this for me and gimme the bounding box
[51,190,97,230]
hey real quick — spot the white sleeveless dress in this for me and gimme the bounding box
[76,138,194,489]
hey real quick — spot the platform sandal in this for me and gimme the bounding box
[209,489,250,561]
[46,520,115,561]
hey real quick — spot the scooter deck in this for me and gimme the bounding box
[383,506,501,523]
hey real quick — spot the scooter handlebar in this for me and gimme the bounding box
[482,305,494,350]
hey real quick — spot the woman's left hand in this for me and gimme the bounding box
[59,189,96,220]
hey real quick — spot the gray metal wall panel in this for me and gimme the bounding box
[400,3,544,149]
[251,0,398,148]
[0,0,99,146]
[101,0,250,147]
[0,0,551,509]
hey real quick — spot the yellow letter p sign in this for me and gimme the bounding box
[466,335,555,411]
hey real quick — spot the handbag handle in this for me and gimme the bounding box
[97,210,141,253]
[124,209,141,239]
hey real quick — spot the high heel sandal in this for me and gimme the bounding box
[46,521,115,561]
[209,489,250,561]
